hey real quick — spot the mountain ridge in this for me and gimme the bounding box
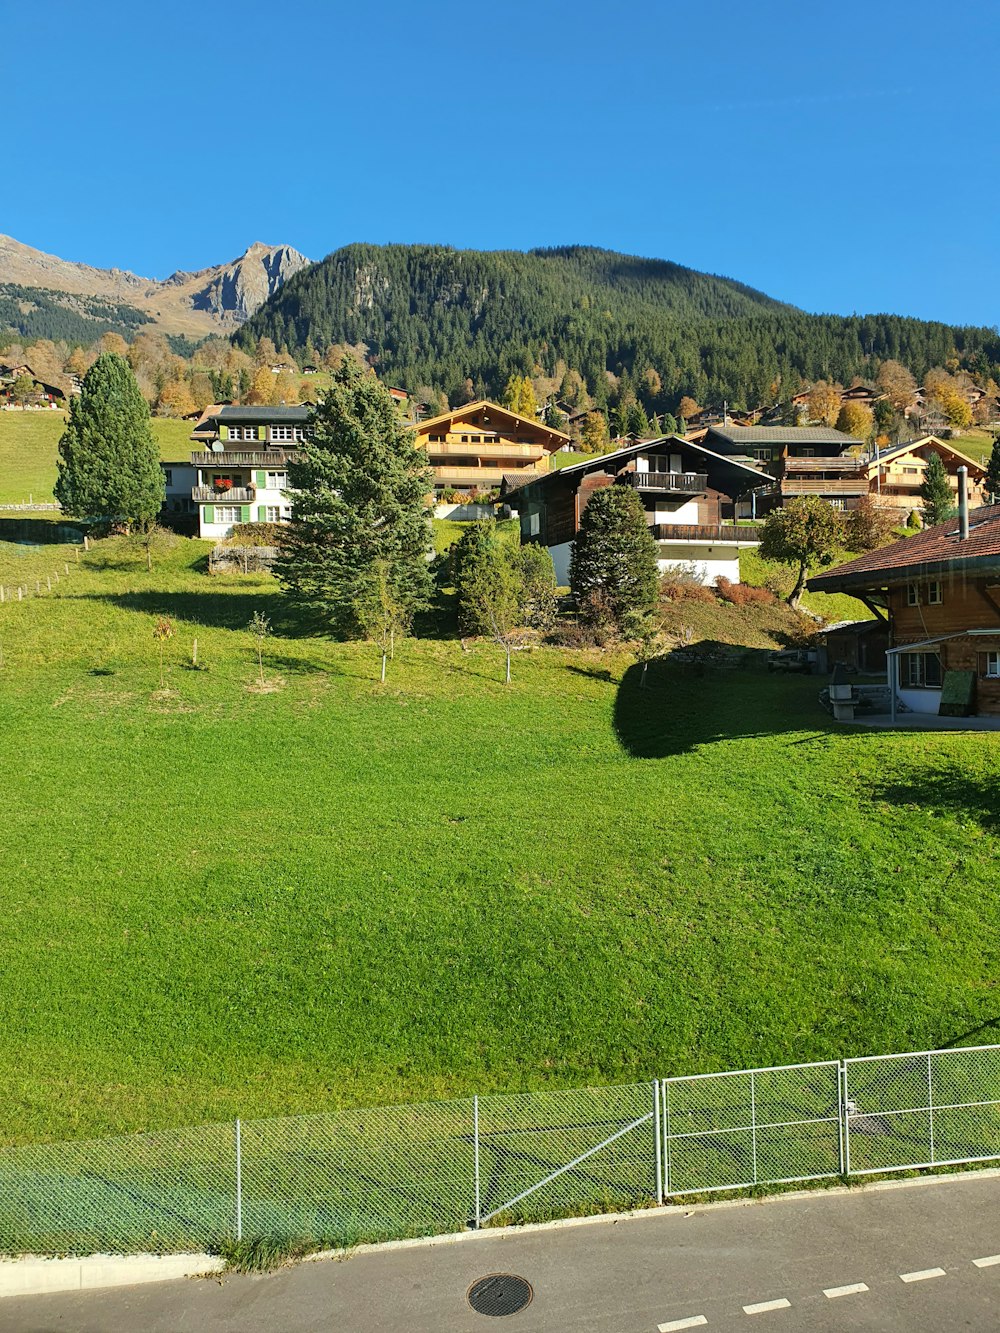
[0,235,312,338]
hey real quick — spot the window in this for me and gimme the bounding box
[528,512,540,536]
[266,472,286,489]
[292,427,307,442]
[828,499,846,511]
[471,435,482,443]
[461,435,470,443]
[980,651,1000,679]
[907,583,920,606]
[163,469,173,486]
[230,426,258,442]
[429,433,446,442]
[214,505,242,524]
[899,652,942,688]
[927,581,942,605]
[752,448,771,461]
[265,506,283,523]
[270,425,293,442]
[903,466,919,475]
[800,448,816,458]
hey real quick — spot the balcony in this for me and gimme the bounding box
[192,486,256,503]
[432,466,509,487]
[190,450,300,467]
[425,440,547,463]
[780,478,868,496]
[624,470,708,492]
[650,523,763,543]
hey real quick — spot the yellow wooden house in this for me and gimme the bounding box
[414,401,571,496]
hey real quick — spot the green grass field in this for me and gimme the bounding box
[0,531,998,1152]
[0,413,194,505]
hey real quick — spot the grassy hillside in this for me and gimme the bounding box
[0,412,194,504]
[0,533,997,1146]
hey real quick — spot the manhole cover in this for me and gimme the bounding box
[467,1273,533,1316]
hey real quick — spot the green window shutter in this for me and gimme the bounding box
[204,504,214,524]
[258,426,266,441]
[256,470,266,486]
[258,505,267,522]
[241,505,251,523]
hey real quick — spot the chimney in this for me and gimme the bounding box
[958,465,969,540]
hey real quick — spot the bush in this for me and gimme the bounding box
[715,576,775,607]
[227,521,285,547]
[659,570,715,603]
[844,496,898,552]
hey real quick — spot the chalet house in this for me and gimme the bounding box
[0,362,67,408]
[864,436,987,518]
[413,401,570,499]
[162,405,309,539]
[808,477,1000,717]
[499,435,768,586]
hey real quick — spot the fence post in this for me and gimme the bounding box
[927,1052,935,1165]
[840,1061,851,1177]
[663,1078,671,1198]
[473,1095,481,1229]
[234,1118,243,1241]
[750,1070,758,1185]
[652,1080,663,1204]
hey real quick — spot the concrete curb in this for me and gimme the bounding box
[0,1252,225,1299]
[3,1165,999,1299]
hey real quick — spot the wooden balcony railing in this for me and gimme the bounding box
[780,478,868,495]
[624,471,708,492]
[650,523,763,542]
[192,486,256,503]
[190,450,300,467]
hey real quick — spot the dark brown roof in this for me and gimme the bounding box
[708,425,856,445]
[808,505,1000,590]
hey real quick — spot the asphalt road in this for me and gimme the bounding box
[5,1173,1000,1331]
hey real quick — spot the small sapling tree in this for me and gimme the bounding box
[452,522,524,683]
[248,611,272,688]
[759,497,844,607]
[358,559,412,683]
[152,617,173,690]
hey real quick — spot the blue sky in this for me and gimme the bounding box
[7,0,999,326]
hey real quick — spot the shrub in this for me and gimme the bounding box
[715,576,775,606]
[845,496,898,551]
[227,521,285,547]
[659,570,714,603]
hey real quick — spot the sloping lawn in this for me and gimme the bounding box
[0,535,996,1147]
[0,412,194,504]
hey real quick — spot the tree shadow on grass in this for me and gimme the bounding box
[871,768,1000,838]
[76,589,301,634]
[613,643,833,758]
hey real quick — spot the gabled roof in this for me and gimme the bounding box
[501,435,770,499]
[213,405,312,423]
[707,424,857,446]
[415,399,571,443]
[808,505,1000,590]
[871,434,988,474]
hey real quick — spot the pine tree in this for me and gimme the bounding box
[54,353,164,530]
[919,452,956,526]
[984,438,1000,504]
[570,487,660,628]
[276,359,433,638]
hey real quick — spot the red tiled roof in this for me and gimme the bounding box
[808,505,1000,590]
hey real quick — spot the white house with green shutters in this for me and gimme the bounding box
[163,405,311,539]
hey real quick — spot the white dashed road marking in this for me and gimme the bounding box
[973,1254,1000,1268]
[823,1282,869,1298]
[657,1318,708,1332]
[743,1297,791,1314]
[900,1267,946,1283]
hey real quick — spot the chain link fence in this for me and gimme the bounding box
[2,1045,1000,1256]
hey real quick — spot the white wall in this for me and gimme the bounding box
[653,498,700,523]
[433,502,495,521]
[549,541,573,586]
[656,543,741,586]
[896,686,941,714]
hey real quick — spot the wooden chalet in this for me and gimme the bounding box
[864,435,987,517]
[808,475,1000,718]
[413,400,570,496]
[498,435,769,586]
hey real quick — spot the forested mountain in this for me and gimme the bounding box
[237,243,1000,413]
[0,284,154,345]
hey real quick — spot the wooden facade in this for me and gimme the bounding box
[414,401,570,495]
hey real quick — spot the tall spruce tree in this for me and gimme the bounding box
[984,438,1000,504]
[54,353,163,529]
[570,486,660,627]
[919,451,956,527]
[277,358,433,638]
